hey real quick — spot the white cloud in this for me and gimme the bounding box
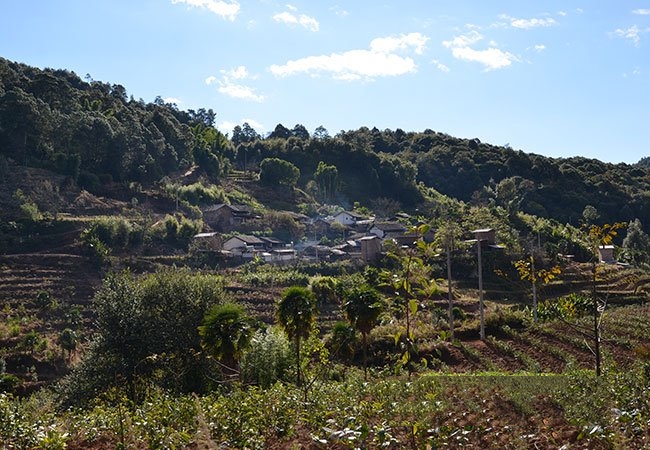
[633,9,650,15]
[171,0,240,21]
[269,32,428,80]
[451,47,516,70]
[500,15,557,29]
[611,25,649,46]
[558,11,567,17]
[371,32,428,55]
[217,119,265,135]
[331,6,349,17]
[443,30,517,70]
[272,6,319,32]
[218,84,264,102]
[217,120,237,134]
[432,59,450,72]
[442,30,482,48]
[163,97,181,104]
[533,44,546,52]
[206,66,265,102]
[223,65,251,80]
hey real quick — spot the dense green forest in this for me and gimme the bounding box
[1,56,650,230]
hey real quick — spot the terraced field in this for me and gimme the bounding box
[0,227,649,394]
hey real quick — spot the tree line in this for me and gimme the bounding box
[2,57,650,231]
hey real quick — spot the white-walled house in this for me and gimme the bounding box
[370,222,407,240]
[222,235,266,254]
[332,211,369,226]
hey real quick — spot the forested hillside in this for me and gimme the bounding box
[3,57,650,449]
[1,56,649,230]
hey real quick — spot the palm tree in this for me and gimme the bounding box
[277,286,316,386]
[198,303,254,378]
[343,285,383,380]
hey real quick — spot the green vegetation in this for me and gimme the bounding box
[2,368,650,448]
[2,57,650,449]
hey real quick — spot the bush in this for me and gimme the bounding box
[485,307,530,335]
[79,231,110,265]
[158,214,202,248]
[57,269,228,405]
[538,293,592,322]
[310,276,340,307]
[240,327,292,388]
[166,181,227,206]
[259,158,300,187]
[237,264,310,287]
[84,217,138,250]
[0,374,20,393]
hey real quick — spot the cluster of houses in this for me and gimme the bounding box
[192,203,428,265]
[193,202,621,267]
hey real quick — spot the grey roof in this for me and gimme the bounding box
[229,235,265,245]
[372,222,407,232]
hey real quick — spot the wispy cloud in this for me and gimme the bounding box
[633,9,650,15]
[500,15,557,29]
[331,6,349,17]
[269,32,429,81]
[163,97,182,105]
[443,30,517,70]
[171,0,240,21]
[611,25,649,47]
[272,6,319,31]
[532,44,546,52]
[432,59,450,72]
[371,33,428,54]
[206,66,264,102]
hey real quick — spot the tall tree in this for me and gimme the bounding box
[435,221,463,339]
[291,124,310,140]
[343,285,383,379]
[313,125,330,140]
[277,286,316,386]
[513,255,560,323]
[585,222,626,376]
[259,157,300,186]
[314,161,339,202]
[622,219,650,266]
[268,123,292,140]
[198,303,254,378]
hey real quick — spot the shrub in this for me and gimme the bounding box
[485,307,530,335]
[35,290,52,309]
[0,374,20,393]
[57,269,228,405]
[328,321,357,362]
[84,217,138,250]
[167,181,227,206]
[538,293,592,322]
[240,327,292,388]
[310,276,340,308]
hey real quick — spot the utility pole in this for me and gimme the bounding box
[478,239,485,340]
[447,239,454,340]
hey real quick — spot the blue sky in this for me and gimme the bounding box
[1,1,649,164]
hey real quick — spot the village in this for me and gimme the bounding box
[191,203,422,265]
